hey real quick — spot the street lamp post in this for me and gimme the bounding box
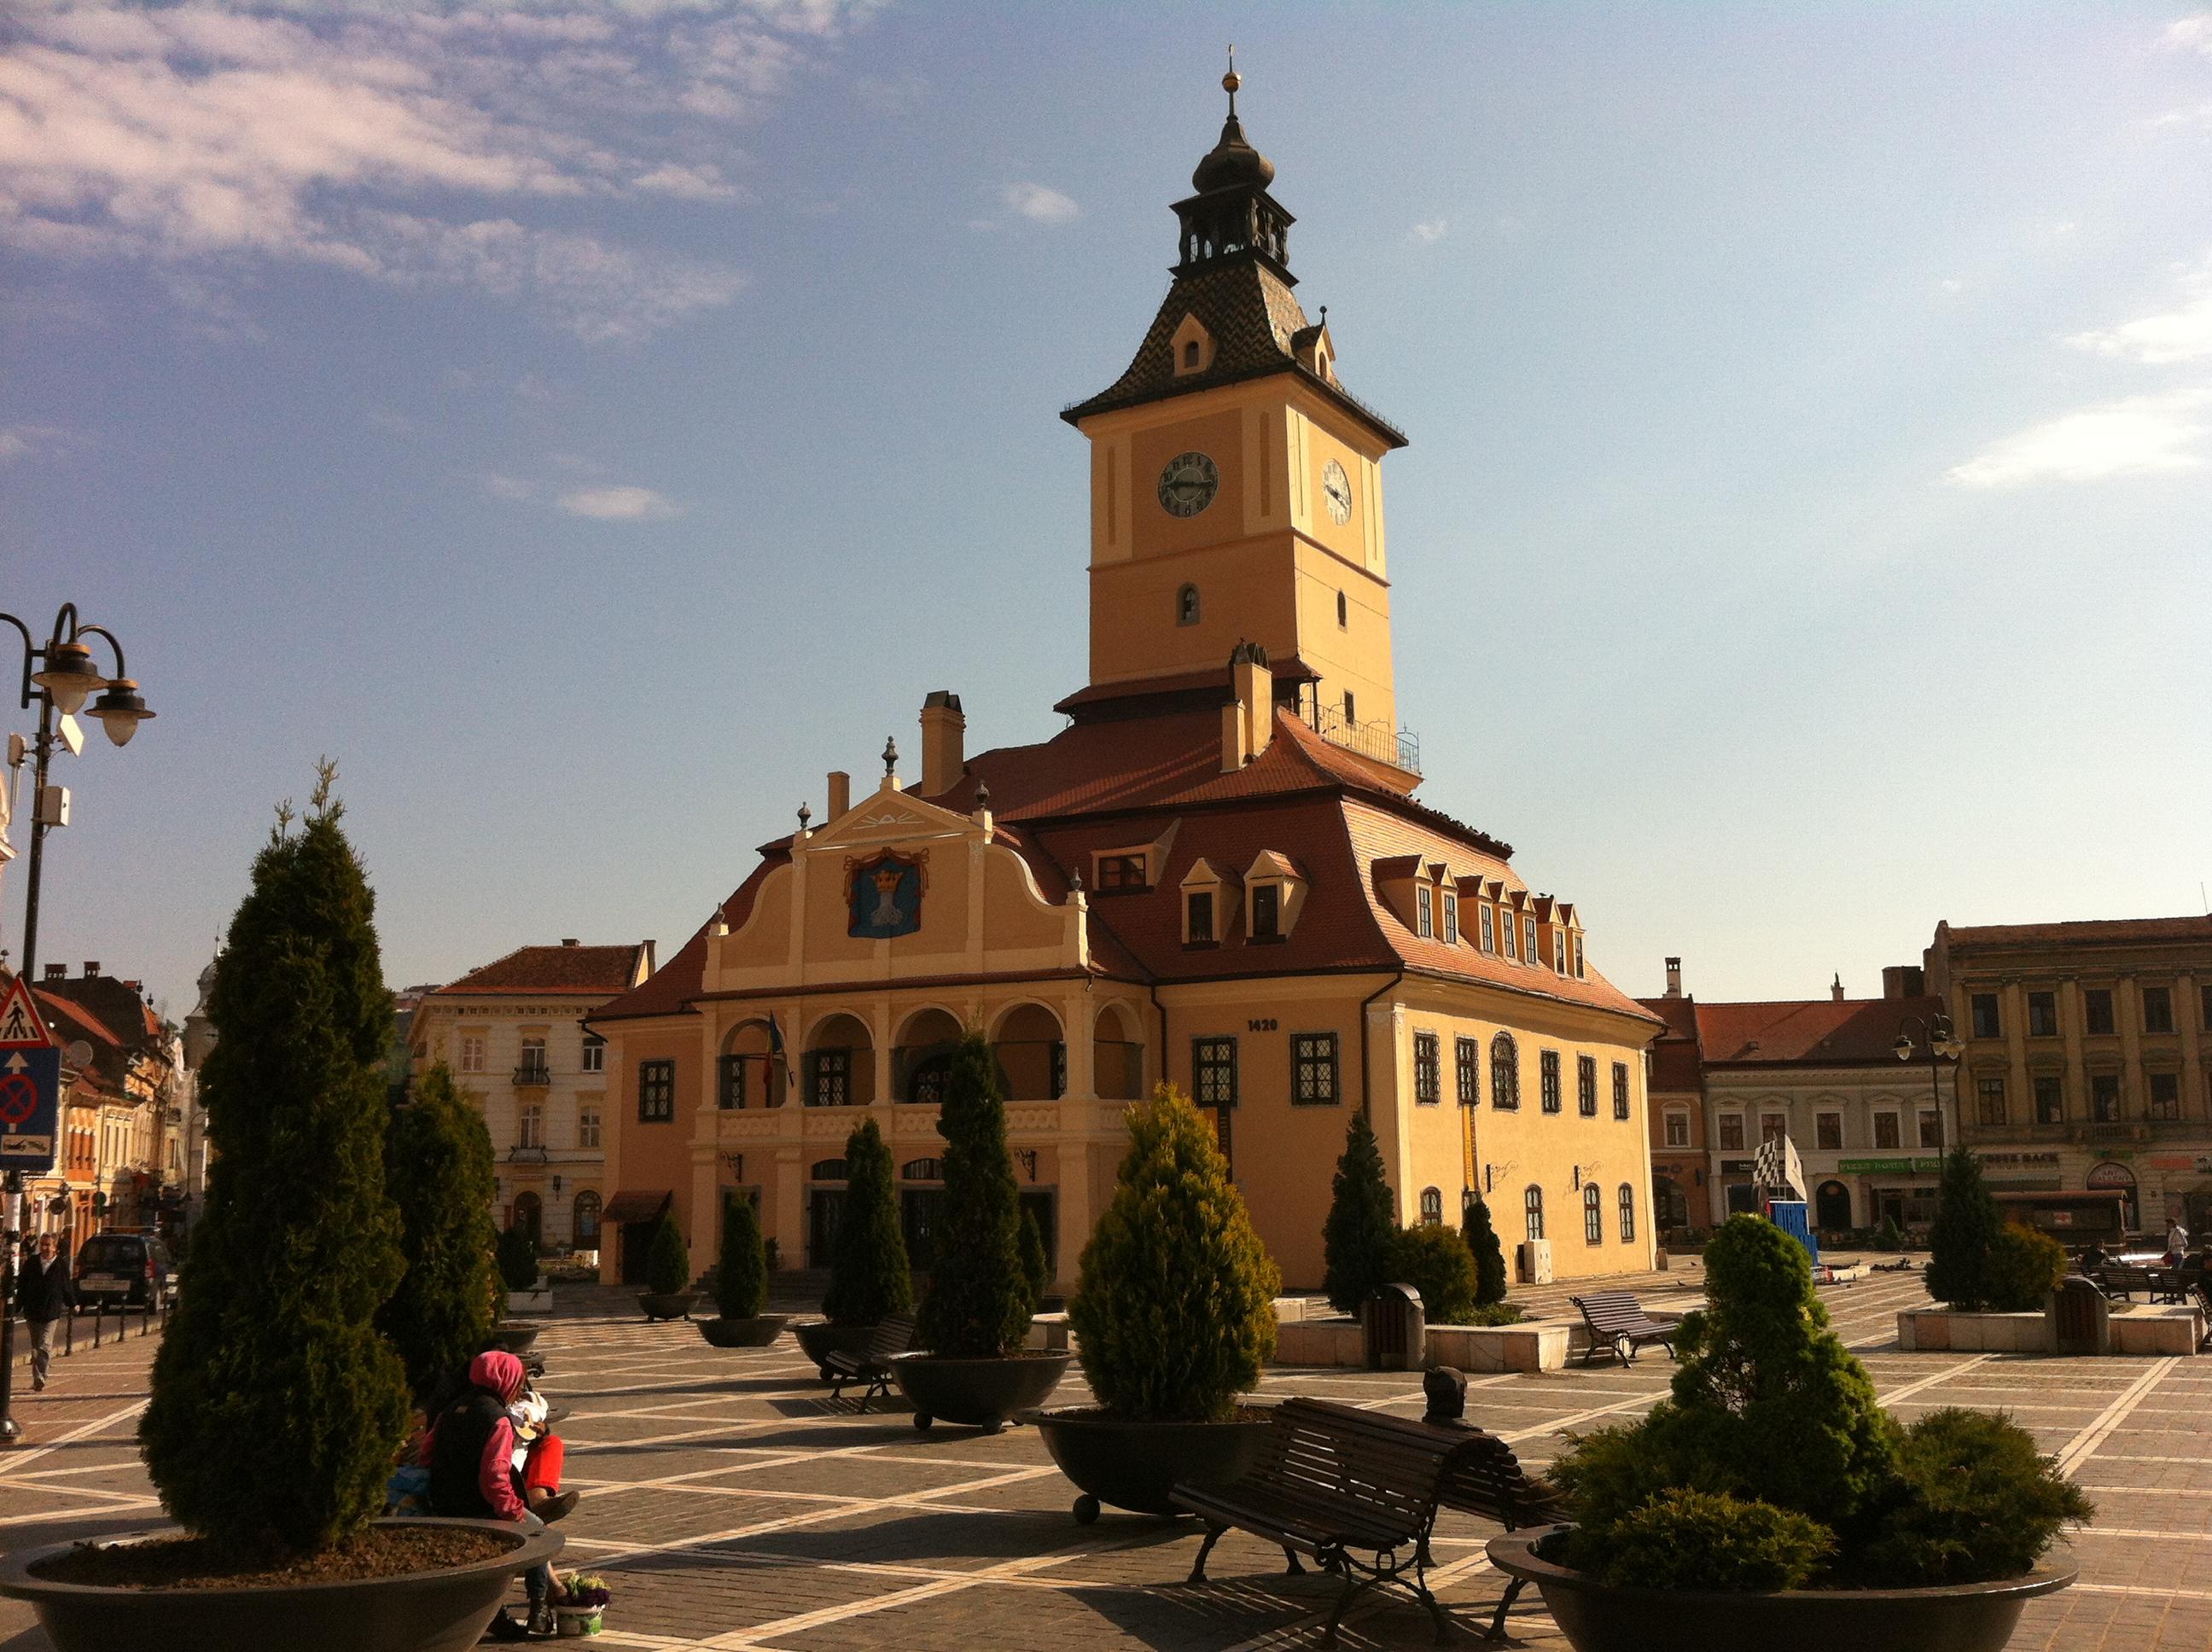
[1894,1010,1965,1155]
[0,602,154,1446]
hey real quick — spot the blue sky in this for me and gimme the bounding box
[4,2,2209,1019]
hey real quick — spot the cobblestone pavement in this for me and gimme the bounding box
[3,1270,2209,1650]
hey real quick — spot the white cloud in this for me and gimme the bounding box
[632,162,741,201]
[1002,182,1079,224]
[1947,388,2212,488]
[557,484,679,520]
[2162,14,2212,55]
[2067,256,2212,364]
[0,423,77,462]
[1940,277,1967,294]
[479,472,534,501]
[1410,218,1447,245]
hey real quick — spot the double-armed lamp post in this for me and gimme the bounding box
[0,603,154,1446]
[1894,1010,1964,1154]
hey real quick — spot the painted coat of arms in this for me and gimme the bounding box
[847,851,924,939]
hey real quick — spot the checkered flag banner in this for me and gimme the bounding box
[1753,1132,1805,1201]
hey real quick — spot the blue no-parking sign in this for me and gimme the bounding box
[0,975,61,1175]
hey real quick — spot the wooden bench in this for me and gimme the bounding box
[1171,1397,1483,1645]
[2098,1265,2155,1301]
[2192,1283,2212,1351]
[1426,1420,1563,1634]
[2148,1267,2190,1305]
[1569,1291,1679,1366]
[825,1313,915,1412]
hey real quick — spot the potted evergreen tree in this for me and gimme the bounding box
[893,1031,1070,1430]
[0,771,558,1651]
[796,1116,913,1377]
[1029,1086,1281,1521]
[1463,1195,1510,1308]
[699,1195,788,1347]
[497,1223,550,1318]
[383,1062,509,1385]
[636,1212,697,1320]
[1323,1111,1395,1316]
[1487,1213,2085,1652]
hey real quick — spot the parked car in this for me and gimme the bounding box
[73,1231,176,1308]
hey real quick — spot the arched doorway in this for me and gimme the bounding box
[2087,1162,2139,1234]
[803,1013,875,1108]
[1093,1003,1144,1100]
[1815,1180,1853,1234]
[894,1008,963,1104]
[992,1003,1066,1100]
[511,1190,543,1248]
[572,1189,602,1248]
[719,1020,785,1109]
[806,1158,849,1266]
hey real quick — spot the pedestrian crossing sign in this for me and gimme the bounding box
[0,975,54,1050]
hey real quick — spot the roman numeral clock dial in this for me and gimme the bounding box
[1156,451,1220,518]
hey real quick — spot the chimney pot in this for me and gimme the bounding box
[1663,956,1683,998]
[44,963,67,980]
[919,692,965,796]
[561,939,579,947]
[83,961,100,977]
[827,771,851,820]
[1831,973,1845,1002]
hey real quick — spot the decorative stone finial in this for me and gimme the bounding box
[882,736,899,777]
[797,802,812,832]
[1223,44,1240,110]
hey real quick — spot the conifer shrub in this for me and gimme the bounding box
[1984,1223,2068,1313]
[1385,1222,1479,1324]
[917,1031,1031,1358]
[823,1116,913,1326]
[1461,1196,1509,1306]
[381,1061,499,1399]
[1872,1214,1905,1251]
[1589,1490,1834,1591]
[140,768,411,1559]
[715,1195,767,1319]
[1927,1145,2003,1310]
[1322,1112,1396,1314]
[645,1212,691,1296]
[1860,1408,2093,1585]
[497,1224,539,1294]
[1069,1086,1281,1422]
[1017,1205,1051,1313]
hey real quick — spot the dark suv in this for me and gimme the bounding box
[73,1231,176,1308]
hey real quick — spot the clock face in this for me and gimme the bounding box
[1322,459,1353,526]
[1157,451,1220,518]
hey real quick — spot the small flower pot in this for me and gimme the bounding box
[1024,1405,1276,1521]
[697,1315,789,1348]
[555,1603,603,1637]
[893,1352,1071,1433]
[635,1291,698,1322]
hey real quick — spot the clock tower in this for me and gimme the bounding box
[1063,66,1408,743]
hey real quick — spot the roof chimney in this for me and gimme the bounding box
[1664,956,1682,998]
[919,691,964,796]
[561,939,579,948]
[44,963,66,981]
[82,961,100,978]
[827,770,851,820]
[1222,641,1273,772]
[1831,973,1845,1003]
[1882,964,1925,1000]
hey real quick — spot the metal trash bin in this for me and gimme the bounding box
[1365,1283,1426,1371]
[2054,1274,2110,1356]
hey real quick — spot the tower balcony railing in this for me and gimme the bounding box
[1302,701,1420,776]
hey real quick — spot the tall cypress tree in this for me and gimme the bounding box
[716,1194,768,1319]
[917,1031,1030,1358]
[142,765,411,1558]
[380,1060,498,1399]
[1927,1144,2003,1312]
[1461,1195,1510,1306]
[1323,1111,1398,1313]
[824,1116,913,1325]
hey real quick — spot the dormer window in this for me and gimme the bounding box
[1241,851,1307,940]
[1169,312,1217,377]
[1177,585,1201,626]
[1553,930,1567,974]
[1183,340,1200,369]
[1415,885,1433,939]
[1479,904,1495,953]
[1523,915,1538,966]
[1503,912,1518,960]
[1187,890,1215,944]
[1251,883,1280,939]
[1441,892,1458,945]
[1573,935,1585,979]
[1181,855,1237,945]
[1095,853,1150,891]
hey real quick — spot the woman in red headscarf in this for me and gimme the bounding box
[422,1350,556,1638]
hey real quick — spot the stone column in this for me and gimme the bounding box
[2059,978,2085,1122]
[2004,979,2031,1136]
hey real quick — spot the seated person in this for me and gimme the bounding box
[509,1385,577,1521]
[422,1351,556,1639]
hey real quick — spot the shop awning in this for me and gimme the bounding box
[602,1190,672,1224]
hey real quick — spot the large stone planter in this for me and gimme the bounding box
[1486,1527,2074,1652]
[636,1290,698,1322]
[0,1517,562,1652]
[1023,1406,1273,1521]
[894,1352,1071,1432]
[698,1314,789,1348]
[484,1322,540,1357]
[795,1321,879,1380]
[506,1288,553,1317]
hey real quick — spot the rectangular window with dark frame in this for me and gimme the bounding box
[1416,885,1434,939]
[1414,1032,1441,1105]
[1524,915,1539,965]
[1816,1112,1842,1149]
[1970,993,2000,1038]
[1194,1037,1238,1109]
[718,1053,747,1110]
[2144,986,2174,1033]
[1250,883,1281,939]
[1577,1054,1598,1117]
[637,1059,675,1123]
[1479,905,1495,953]
[1540,1050,1562,1114]
[1186,890,1214,944]
[1442,892,1458,945]
[1291,1033,1339,1105]
[581,1034,605,1073]
[1457,1038,1480,1107]
[2027,992,2058,1038]
[1874,1112,1900,1149]
[1095,853,1149,891]
[1719,1113,1744,1151]
[2034,1075,2063,1124]
[807,1048,851,1108]
[2086,989,2116,1035]
[1612,1061,1630,1120]
[2092,1073,2121,1122]
[2150,1072,2181,1120]
[1976,1076,2006,1126]
[1918,1111,1941,1149]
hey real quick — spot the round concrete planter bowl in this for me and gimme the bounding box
[636,1290,698,1321]
[1023,1406,1275,1521]
[1485,1527,2075,1652]
[894,1352,1072,1432]
[0,1517,563,1652]
[795,1321,879,1380]
[484,1322,540,1356]
[697,1314,789,1348]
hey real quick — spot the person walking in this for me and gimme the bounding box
[2167,1216,2192,1268]
[16,1233,74,1393]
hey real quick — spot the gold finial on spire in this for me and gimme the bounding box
[1223,44,1240,111]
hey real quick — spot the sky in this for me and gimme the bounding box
[3,1,2209,1022]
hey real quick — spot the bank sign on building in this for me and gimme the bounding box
[591,82,1663,1293]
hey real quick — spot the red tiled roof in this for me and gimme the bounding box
[589,853,788,1024]
[1638,996,1699,1042]
[1648,1039,1704,1093]
[1691,997,1953,1067]
[435,944,643,997]
[1937,916,2212,951]
[1053,657,1318,717]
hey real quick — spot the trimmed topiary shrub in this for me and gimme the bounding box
[1860,1407,2093,1585]
[1985,1223,2068,1313]
[381,1060,499,1399]
[1872,1214,1904,1251]
[823,1116,912,1326]
[645,1212,691,1296]
[1589,1489,1834,1591]
[1462,1196,1509,1307]
[917,1031,1030,1358]
[1385,1222,1479,1324]
[1464,1301,1524,1327]
[1927,1145,2003,1310]
[1070,1086,1281,1422]
[1323,1111,1395,1314]
[1017,1205,1050,1313]
[497,1224,539,1294]
[141,766,412,1559]
[716,1195,767,1319]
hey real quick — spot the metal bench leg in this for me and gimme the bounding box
[1282,1545,1307,1576]
[1488,1574,1527,1639]
[1412,1569,1451,1644]
[1186,1523,1226,1585]
[1320,1563,1363,1648]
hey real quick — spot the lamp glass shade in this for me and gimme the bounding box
[90,678,153,747]
[32,643,103,716]
[1893,1034,1913,1062]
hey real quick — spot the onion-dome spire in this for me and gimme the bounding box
[1192,46,1276,193]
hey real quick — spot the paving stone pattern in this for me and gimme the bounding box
[2,1269,2209,1650]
